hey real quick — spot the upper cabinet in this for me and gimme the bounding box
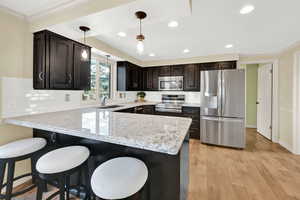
[143,67,160,91]
[200,61,236,71]
[33,30,91,90]
[117,61,142,91]
[171,65,184,76]
[183,64,200,91]
[117,61,236,92]
[159,66,171,76]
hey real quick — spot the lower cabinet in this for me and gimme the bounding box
[182,107,200,140]
[115,105,200,140]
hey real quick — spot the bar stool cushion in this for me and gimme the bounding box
[0,138,46,159]
[36,146,90,174]
[91,157,148,199]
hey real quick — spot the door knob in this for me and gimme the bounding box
[256,101,259,104]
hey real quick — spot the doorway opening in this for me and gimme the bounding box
[243,63,273,140]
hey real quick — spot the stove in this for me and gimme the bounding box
[155,95,185,113]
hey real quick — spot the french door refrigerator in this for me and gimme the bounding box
[200,69,245,148]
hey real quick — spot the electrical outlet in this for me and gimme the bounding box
[65,94,71,102]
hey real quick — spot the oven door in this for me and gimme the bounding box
[159,76,183,91]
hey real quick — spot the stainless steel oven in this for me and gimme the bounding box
[158,76,183,91]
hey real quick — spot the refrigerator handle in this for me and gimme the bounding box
[217,70,222,116]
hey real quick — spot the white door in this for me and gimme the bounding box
[257,63,272,139]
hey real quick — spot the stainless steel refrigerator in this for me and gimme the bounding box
[200,69,245,148]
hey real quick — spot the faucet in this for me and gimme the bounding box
[101,96,108,106]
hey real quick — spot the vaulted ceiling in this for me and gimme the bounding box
[1,0,300,62]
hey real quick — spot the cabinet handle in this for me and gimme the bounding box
[38,72,44,81]
[68,74,72,84]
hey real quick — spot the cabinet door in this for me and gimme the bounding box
[219,61,236,70]
[128,65,141,91]
[159,66,171,76]
[171,65,184,76]
[49,35,74,89]
[152,68,160,90]
[73,43,91,90]
[184,64,200,91]
[33,32,47,89]
[200,62,219,71]
[145,68,153,90]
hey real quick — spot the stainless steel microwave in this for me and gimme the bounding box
[158,76,183,91]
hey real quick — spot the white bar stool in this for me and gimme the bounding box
[91,157,148,200]
[0,138,47,200]
[35,146,90,200]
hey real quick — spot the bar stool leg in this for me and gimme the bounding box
[36,179,44,200]
[84,162,91,200]
[31,156,38,184]
[65,175,70,200]
[58,176,66,200]
[0,161,6,194]
[5,161,15,200]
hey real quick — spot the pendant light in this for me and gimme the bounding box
[79,26,90,60]
[135,11,147,55]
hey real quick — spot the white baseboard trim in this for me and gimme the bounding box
[246,125,257,128]
[279,140,293,153]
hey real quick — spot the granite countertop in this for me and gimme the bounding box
[4,105,192,155]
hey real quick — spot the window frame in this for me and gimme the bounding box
[83,54,115,103]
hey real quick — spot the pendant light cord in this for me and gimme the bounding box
[84,31,86,44]
[139,19,142,35]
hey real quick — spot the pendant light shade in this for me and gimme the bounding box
[136,41,144,54]
[135,11,147,55]
[79,26,90,61]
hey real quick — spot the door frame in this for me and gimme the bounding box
[238,59,279,143]
[293,51,300,154]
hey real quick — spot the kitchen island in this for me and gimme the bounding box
[4,106,192,200]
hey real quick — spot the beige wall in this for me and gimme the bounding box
[0,9,33,178]
[277,44,300,149]
[245,64,258,127]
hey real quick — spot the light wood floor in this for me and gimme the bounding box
[14,128,300,200]
[188,128,300,200]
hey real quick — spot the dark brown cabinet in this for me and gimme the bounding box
[73,43,91,90]
[33,30,91,90]
[117,61,142,91]
[49,34,73,89]
[171,65,184,76]
[117,61,236,92]
[143,67,159,91]
[183,64,200,91]
[200,61,236,71]
[182,106,200,139]
[33,32,47,89]
[159,66,171,76]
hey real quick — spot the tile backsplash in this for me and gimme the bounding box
[114,91,201,103]
[1,77,202,118]
[1,77,89,118]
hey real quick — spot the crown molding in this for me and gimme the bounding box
[0,5,26,20]
[28,0,89,22]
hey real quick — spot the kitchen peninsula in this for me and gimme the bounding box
[4,105,192,200]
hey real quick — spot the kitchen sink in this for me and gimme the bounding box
[98,105,123,109]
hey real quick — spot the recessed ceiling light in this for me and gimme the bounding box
[225,44,233,48]
[240,5,255,14]
[149,53,155,57]
[117,32,126,37]
[183,49,190,53]
[168,21,179,28]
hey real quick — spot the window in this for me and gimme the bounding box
[98,61,111,99]
[83,56,113,101]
